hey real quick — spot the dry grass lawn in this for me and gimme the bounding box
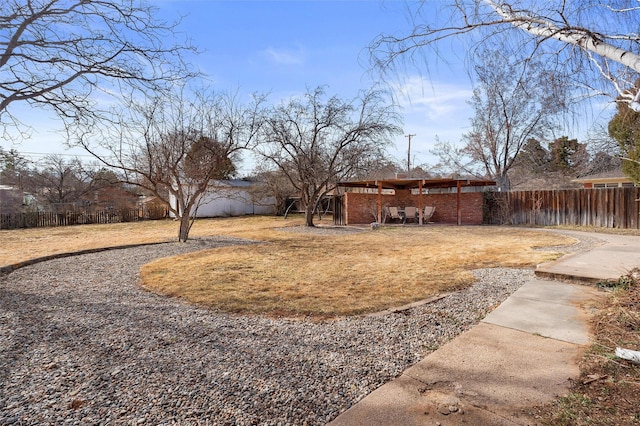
[139,220,574,317]
[1,216,575,317]
[0,216,297,266]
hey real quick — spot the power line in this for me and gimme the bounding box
[11,150,97,159]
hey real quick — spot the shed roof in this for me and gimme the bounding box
[337,177,496,190]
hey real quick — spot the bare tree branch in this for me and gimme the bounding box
[256,86,401,226]
[0,0,198,138]
[372,0,640,110]
[78,88,265,241]
[433,49,566,189]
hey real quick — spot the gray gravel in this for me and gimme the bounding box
[0,231,599,425]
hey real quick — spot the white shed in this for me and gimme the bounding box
[169,180,276,218]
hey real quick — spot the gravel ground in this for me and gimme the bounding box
[0,230,602,425]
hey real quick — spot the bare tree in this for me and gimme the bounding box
[80,89,264,241]
[0,148,33,213]
[586,151,622,176]
[257,86,401,227]
[433,50,566,190]
[247,166,297,216]
[0,148,31,189]
[0,0,196,139]
[372,0,640,110]
[30,155,94,211]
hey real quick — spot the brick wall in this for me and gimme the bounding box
[427,192,484,225]
[344,191,484,225]
[344,192,392,224]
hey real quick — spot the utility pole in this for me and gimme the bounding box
[405,133,415,175]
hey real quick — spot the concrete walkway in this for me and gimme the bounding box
[329,231,640,426]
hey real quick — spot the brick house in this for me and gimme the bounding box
[334,177,496,226]
[573,168,639,189]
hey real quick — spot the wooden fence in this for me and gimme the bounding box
[485,187,640,229]
[0,206,169,230]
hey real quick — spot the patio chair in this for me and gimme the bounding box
[404,206,418,223]
[423,206,436,223]
[387,206,402,223]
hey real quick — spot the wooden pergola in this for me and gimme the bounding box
[337,177,496,225]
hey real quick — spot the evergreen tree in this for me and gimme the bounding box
[608,84,640,183]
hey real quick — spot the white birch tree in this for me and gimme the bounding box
[372,0,640,110]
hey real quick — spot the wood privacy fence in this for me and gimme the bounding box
[485,188,640,229]
[0,206,169,230]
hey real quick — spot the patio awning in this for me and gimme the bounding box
[337,177,496,190]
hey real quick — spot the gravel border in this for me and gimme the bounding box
[0,231,601,425]
[528,228,606,254]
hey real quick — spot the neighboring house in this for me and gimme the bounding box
[0,185,37,214]
[573,168,639,189]
[169,179,277,218]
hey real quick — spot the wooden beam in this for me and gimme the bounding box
[418,180,424,225]
[457,180,462,225]
[377,181,383,223]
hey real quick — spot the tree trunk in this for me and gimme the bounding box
[496,174,511,192]
[304,207,315,227]
[178,214,191,242]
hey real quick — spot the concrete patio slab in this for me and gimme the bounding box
[536,232,640,282]
[482,280,602,344]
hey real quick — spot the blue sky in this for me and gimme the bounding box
[13,0,617,175]
[3,0,480,174]
[174,0,482,172]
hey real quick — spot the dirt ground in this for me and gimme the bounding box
[532,272,640,425]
